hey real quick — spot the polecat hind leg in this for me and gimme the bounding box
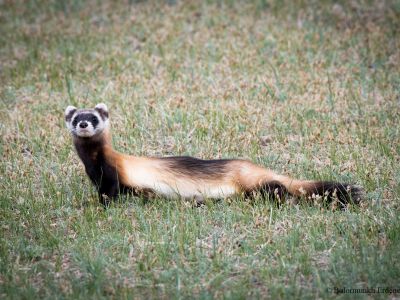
[244,181,289,204]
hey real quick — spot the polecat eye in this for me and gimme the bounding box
[91,116,99,127]
[72,118,78,127]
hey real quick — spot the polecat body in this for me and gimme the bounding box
[65,104,363,207]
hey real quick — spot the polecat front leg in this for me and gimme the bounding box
[87,163,120,208]
[98,180,119,207]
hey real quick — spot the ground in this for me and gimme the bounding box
[0,0,399,299]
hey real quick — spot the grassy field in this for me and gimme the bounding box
[1,0,399,299]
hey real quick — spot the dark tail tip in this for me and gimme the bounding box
[309,181,364,208]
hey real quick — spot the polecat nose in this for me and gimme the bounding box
[79,121,88,128]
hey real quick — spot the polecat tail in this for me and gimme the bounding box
[266,175,363,207]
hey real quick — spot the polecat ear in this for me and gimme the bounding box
[65,105,77,123]
[95,103,109,120]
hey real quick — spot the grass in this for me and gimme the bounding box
[0,0,399,298]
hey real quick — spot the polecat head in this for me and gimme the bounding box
[65,103,109,138]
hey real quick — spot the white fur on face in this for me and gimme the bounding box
[75,120,96,137]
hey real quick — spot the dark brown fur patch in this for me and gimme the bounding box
[308,181,362,207]
[261,181,289,200]
[71,113,99,128]
[161,156,233,179]
[245,181,289,202]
